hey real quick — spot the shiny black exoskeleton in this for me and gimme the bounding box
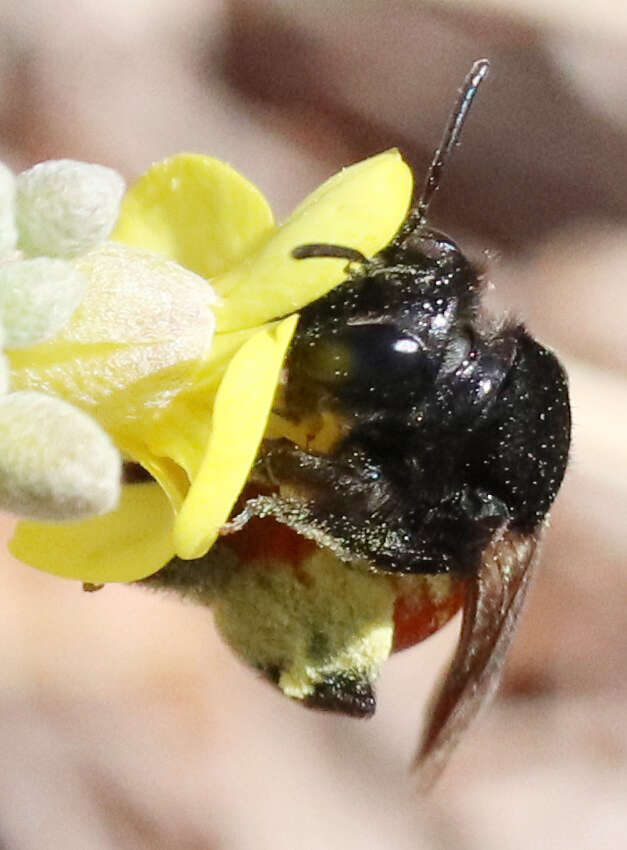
[263,226,571,576]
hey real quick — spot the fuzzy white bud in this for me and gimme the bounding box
[0,257,86,348]
[15,160,125,258]
[0,391,121,520]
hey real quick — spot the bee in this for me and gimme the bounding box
[151,61,571,785]
[227,60,568,773]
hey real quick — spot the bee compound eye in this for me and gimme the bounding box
[301,323,435,403]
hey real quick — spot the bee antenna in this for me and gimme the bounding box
[292,243,368,263]
[397,59,490,242]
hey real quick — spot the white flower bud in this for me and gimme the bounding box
[15,160,125,258]
[0,257,86,347]
[0,162,17,256]
[0,391,121,520]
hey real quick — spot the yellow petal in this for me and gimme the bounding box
[132,327,260,478]
[113,433,190,511]
[116,326,262,508]
[213,150,412,331]
[174,314,298,559]
[10,482,175,582]
[112,154,275,279]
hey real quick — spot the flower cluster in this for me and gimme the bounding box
[9,151,413,583]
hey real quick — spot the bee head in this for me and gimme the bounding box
[286,60,491,418]
[284,244,478,414]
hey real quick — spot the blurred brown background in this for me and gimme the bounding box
[0,1,625,848]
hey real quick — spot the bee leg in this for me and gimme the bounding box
[220,491,361,564]
[255,438,349,493]
[258,439,391,511]
[230,441,430,572]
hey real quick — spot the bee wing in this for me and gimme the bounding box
[415,529,541,789]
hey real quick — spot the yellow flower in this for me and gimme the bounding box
[9,151,412,583]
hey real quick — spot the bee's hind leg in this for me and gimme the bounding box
[220,491,360,565]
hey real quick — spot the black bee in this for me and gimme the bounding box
[227,60,571,780]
